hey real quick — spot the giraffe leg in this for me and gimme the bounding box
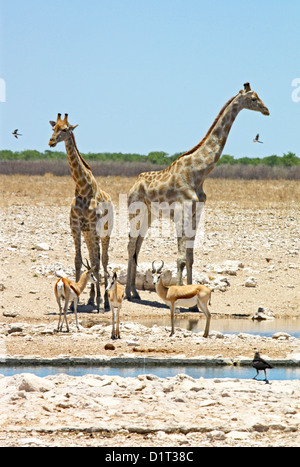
[186,240,195,285]
[90,246,101,312]
[126,235,141,300]
[91,255,101,313]
[97,201,113,311]
[176,235,187,286]
[126,209,150,300]
[130,233,147,297]
[92,240,101,313]
[83,230,102,312]
[101,235,110,311]
[126,231,136,300]
[184,199,201,285]
[174,203,187,285]
[70,212,82,282]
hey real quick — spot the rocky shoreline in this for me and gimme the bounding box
[0,369,300,447]
[1,322,300,447]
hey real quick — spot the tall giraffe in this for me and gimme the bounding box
[126,83,269,300]
[49,113,113,311]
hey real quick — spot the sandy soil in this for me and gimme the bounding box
[0,175,299,448]
[0,175,299,360]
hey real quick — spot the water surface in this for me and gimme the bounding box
[139,316,300,338]
[0,364,299,381]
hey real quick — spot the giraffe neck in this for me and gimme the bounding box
[181,93,242,175]
[64,132,96,198]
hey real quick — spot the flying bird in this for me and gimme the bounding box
[253,133,263,143]
[252,351,273,383]
[12,129,22,139]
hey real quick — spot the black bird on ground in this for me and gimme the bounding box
[252,351,273,383]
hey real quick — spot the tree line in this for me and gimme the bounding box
[0,149,299,167]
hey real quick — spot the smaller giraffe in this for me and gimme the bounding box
[49,114,113,311]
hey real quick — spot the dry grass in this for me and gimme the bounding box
[0,174,299,208]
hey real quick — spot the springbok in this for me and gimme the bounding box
[54,260,96,332]
[106,272,125,339]
[151,261,212,337]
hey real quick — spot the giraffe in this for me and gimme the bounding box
[126,83,269,300]
[49,113,113,311]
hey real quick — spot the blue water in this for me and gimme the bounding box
[143,317,300,338]
[0,364,299,380]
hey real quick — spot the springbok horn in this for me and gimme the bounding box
[82,258,91,270]
[157,260,164,273]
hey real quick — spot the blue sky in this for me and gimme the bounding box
[0,0,299,158]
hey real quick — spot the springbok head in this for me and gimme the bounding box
[151,260,164,285]
[106,271,118,291]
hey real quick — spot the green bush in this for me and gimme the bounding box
[1,149,299,168]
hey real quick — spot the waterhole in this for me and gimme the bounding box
[0,363,299,381]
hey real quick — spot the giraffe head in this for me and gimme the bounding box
[49,113,78,147]
[237,82,270,116]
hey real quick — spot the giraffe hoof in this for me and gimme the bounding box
[131,292,141,300]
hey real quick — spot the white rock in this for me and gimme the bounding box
[209,330,224,339]
[17,374,55,393]
[226,431,252,440]
[199,399,216,407]
[251,307,275,320]
[19,437,46,446]
[272,332,291,340]
[207,430,226,440]
[238,333,255,339]
[34,243,51,251]
[245,277,257,287]
[287,353,300,363]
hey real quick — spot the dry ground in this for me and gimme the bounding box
[0,175,299,360]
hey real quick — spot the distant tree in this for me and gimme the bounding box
[261,155,281,166]
[217,154,236,165]
[147,151,168,164]
[281,152,300,166]
[169,152,183,162]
